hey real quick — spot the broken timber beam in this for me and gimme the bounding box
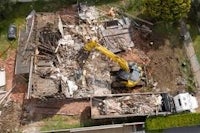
[27,56,34,99]
[117,10,154,26]
[125,13,153,26]
[23,13,35,55]
[0,85,16,105]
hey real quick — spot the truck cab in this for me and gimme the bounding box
[173,93,199,112]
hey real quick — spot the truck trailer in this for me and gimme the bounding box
[90,92,198,119]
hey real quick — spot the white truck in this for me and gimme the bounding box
[90,92,199,119]
[173,92,198,113]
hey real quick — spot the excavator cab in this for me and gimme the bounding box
[115,63,142,87]
[84,40,142,88]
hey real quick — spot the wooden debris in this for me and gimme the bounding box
[118,11,154,26]
[0,85,16,105]
[108,7,116,18]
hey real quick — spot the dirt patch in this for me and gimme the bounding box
[0,75,27,132]
[0,50,16,91]
[146,40,183,93]
[133,30,185,94]
[133,30,165,52]
[29,100,90,116]
[58,6,78,25]
[120,48,150,65]
[0,49,27,132]
[0,102,22,133]
[11,75,27,104]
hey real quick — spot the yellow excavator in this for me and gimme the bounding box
[84,40,142,88]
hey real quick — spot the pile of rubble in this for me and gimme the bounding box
[92,94,162,116]
[27,4,146,99]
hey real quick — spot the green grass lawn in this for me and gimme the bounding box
[145,113,200,131]
[40,115,82,131]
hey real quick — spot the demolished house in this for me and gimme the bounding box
[18,4,145,99]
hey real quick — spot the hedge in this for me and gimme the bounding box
[145,113,200,131]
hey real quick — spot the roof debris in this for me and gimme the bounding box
[78,3,99,24]
[99,17,134,53]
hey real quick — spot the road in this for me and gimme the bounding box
[164,125,200,133]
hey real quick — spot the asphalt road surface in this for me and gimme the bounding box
[164,126,200,133]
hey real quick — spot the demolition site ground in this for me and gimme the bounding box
[0,4,195,132]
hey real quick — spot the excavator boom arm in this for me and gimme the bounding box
[84,41,130,72]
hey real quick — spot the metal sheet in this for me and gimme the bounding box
[0,68,6,87]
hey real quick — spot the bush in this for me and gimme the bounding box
[0,0,13,19]
[145,113,200,131]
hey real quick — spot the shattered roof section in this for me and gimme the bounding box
[99,17,134,53]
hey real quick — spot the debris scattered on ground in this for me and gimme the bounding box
[27,4,141,99]
[78,3,99,24]
[0,85,15,105]
[0,102,22,133]
[0,50,16,91]
[0,91,6,103]
[15,3,185,100]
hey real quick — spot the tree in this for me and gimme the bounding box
[144,0,191,22]
[0,0,13,19]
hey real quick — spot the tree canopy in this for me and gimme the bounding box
[0,0,13,19]
[144,0,191,22]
